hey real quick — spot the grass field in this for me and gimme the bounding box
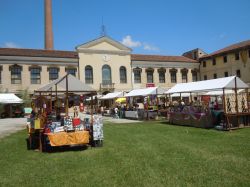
[0,122,250,187]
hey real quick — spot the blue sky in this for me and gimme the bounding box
[0,0,250,55]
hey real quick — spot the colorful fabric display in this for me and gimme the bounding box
[49,122,61,133]
[34,119,41,129]
[52,122,61,128]
[74,124,84,131]
[64,116,74,131]
[73,118,81,127]
[53,126,64,133]
[64,116,73,126]
[93,115,104,141]
[84,118,90,130]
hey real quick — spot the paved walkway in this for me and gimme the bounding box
[78,113,142,124]
[0,115,141,139]
[102,116,142,124]
[0,118,27,139]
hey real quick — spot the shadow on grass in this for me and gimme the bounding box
[46,144,89,153]
[25,137,90,153]
[158,121,217,131]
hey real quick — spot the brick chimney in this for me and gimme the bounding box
[45,0,54,50]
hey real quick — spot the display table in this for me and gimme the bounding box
[125,110,158,120]
[46,131,89,146]
[145,110,158,119]
[169,106,213,128]
[125,111,139,119]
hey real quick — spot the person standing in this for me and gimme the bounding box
[100,106,104,116]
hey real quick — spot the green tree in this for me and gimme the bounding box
[19,89,31,107]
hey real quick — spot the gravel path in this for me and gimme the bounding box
[0,118,27,139]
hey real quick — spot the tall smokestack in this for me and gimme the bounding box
[45,0,54,50]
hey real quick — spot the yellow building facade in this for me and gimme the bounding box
[76,37,132,93]
[200,40,250,86]
[0,49,78,94]
[0,36,249,95]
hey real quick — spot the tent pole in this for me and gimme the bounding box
[246,88,250,127]
[247,88,250,113]
[50,88,52,113]
[234,77,239,128]
[222,88,228,130]
[90,93,94,146]
[39,92,42,114]
[91,94,93,118]
[9,104,12,118]
[55,84,57,116]
[156,89,159,117]
[147,96,149,120]
[165,95,167,107]
[65,74,69,116]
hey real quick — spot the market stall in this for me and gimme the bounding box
[27,74,104,152]
[124,87,166,120]
[0,93,23,118]
[99,91,125,116]
[165,76,250,130]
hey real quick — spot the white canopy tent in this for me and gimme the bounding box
[165,76,250,130]
[170,93,192,97]
[125,87,158,97]
[205,89,244,96]
[165,76,249,94]
[36,74,95,94]
[86,95,102,101]
[35,74,96,116]
[100,92,124,100]
[0,94,23,104]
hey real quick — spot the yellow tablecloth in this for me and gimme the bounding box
[47,131,89,146]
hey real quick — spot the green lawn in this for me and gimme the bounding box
[0,122,250,187]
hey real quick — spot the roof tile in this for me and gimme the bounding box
[131,54,198,63]
[201,40,250,59]
[0,48,78,58]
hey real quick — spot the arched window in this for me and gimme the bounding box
[133,67,142,83]
[146,68,154,83]
[65,67,77,76]
[181,68,188,83]
[158,68,166,83]
[191,69,198,82]
[47,67,59,81]
[10,65,22,84]
[29,66,41,84]
[169,68,177,83]
[120,66,127,83]
[102,65,112,85]
[85,65,93,84]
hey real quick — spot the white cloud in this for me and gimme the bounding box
[121,35,160,52]
[121,35,141,48]
[2,42,21,48]
[143,43,159,51]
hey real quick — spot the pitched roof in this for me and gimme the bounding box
[131,54,198,63]
[76,36,132,52]
[165,76,249,94]
[201,40,250,59]
[0,48,78,58]
[36,74,96,93]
